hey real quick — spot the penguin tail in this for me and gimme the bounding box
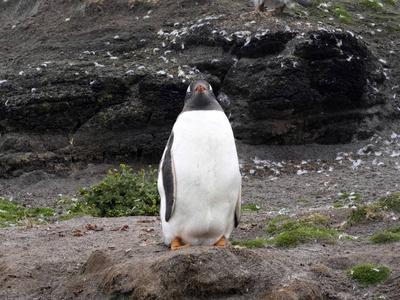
[297,0,312,7]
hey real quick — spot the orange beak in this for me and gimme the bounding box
[195,85,206,92]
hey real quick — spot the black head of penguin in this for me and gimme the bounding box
[182,80,223,112]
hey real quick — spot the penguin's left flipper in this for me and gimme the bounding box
[234,182,242,228]
[161,132,176,222]
[171,237,190,250]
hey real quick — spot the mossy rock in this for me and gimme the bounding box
[347,264,390,285]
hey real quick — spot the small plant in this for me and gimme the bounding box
[0,197,56,228]
[303,213,329,224]
[310,264,329,277]
[383,0,396,5]
[347,264,390,285]
[333,203,345,208]
[266,216,288,234]
[378,192,400,212]
[340,192,360,202]
[68,164,160,217]
[242,204,261,212]
[272,220,339,247]
[370,225,400,244]
[347,203,381,225]
[360,0,382,8]
[332,4,351,24]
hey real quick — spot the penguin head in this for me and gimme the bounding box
[182,80,223,112]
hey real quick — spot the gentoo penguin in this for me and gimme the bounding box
[252,0,312,13]
[158,80,241,250]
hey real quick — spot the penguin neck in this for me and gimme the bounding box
[182,95,223,112]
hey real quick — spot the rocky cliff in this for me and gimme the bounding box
[0,0,399,177]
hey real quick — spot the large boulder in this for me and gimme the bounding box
[0,0,396,177]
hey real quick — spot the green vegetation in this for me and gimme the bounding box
[266,216,288,233]
[68,164,160,217]
[272,220,339,247]
[347,203,381,225]
[340,192,360,202]
[332,4,352,24]
[303,213,329,224]
[0,197,56,228]
[383,0,396,5]
[242,204,261,212]
[346,264,390,285]
[370,225,400,244]
[333,203,345,208]
[360,0,382,8]
[378,192,400,212]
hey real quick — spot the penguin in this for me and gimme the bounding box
[158,80,241,250]
[251,0,312,14]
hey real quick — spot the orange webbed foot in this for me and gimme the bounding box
[171,237,190,250]
[214,236,226,247]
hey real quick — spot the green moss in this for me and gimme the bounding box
[360,0,382,8]
[340,192,360,202]
[297,198,310,203]
[273,221,339,247]
[332,4,352,24]
[378,192,400,212]
[266,216,288,233]
[0,197,56,228]
[347,264,390,285]
[370,231,400,244]
[370,225,400,244]
[242,204,261,212]
[383,0,396,5]
[333,203,345,208]
[305,213,329,224]
[347,203,381,225]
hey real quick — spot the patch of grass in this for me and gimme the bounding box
[333,203,345,208]
[370,225,400,244]
[383,0,396,5]
[0,197,56,228]
[378,192,400,212]
[347,203,381,225]
[332,4,351,24]
[340,192,360,202]
[310,264,329,277]
[272,220,339,247]
[266,216,288,233]
[68,164,160,217]
[360,0,382,8]
[346,264,390,285]
[297,198,310,203]
[242,204,261,212]
[231,238,270,248]
[303,213,329,224]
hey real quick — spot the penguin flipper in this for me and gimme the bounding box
[161,132,176,222]
[234,181,242,228]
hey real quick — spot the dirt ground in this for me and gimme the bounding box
[1,128,400,299]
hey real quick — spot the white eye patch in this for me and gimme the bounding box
[187,85,191,93]
[209,84,213,91]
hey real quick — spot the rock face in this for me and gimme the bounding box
[0,0,398,177]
